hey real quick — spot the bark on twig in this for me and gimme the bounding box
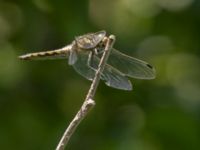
[56,35,116,150]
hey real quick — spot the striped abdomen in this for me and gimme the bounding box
[19,45,72,60]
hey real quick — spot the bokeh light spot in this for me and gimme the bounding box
[122,0,161,18]
[0,43,23,88]
[138,35,174,58]
[157,0,194,11]
[166,53,200,110]
[89,0,154,37]
[0,2,23,41]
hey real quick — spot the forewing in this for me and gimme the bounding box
[75,31,106,49]
[107,49,156,79]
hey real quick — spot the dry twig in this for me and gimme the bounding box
[56,35,116,150]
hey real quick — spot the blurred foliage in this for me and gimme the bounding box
[0,0,200,150]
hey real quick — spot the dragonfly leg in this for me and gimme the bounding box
[87,51,94,68]
[87,47,107,70]
[94,47,104,55]
[87,50,100,72]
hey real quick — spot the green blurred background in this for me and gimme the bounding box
[0,0,200,149]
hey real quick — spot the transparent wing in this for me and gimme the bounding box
[100,62,132,91]
[72,52,132,90]
[106,48,156,79]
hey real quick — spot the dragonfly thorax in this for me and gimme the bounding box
[75,30,106,50]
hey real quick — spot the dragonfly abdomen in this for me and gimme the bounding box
[19,46,71,60]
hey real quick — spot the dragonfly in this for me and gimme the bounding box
[19,31,156,90]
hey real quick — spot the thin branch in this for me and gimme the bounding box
[56,35,116,150]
